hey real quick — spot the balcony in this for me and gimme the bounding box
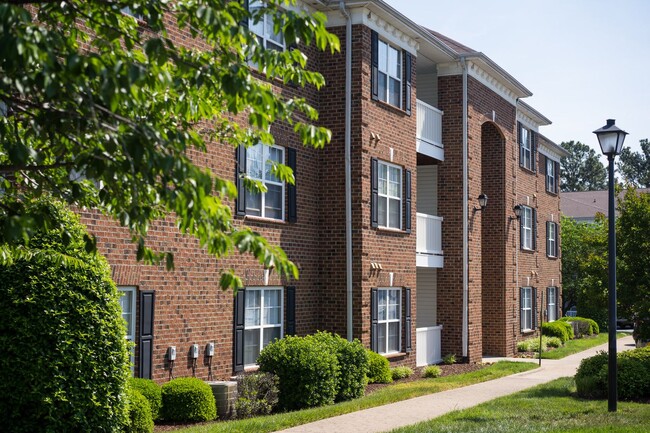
[416,99,444,161]
[416,212,443,268]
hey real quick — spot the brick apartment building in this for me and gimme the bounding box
[81,0,568,382]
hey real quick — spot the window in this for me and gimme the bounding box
[546,158,556,193]
[520,205,536,251]
[547,286,557,322]
[520,287,534,331]
[249,0,284,52]
[518,123,536,171]
[376,40,402,107]
[546,221,558,258]
[244,287,283,366]
[118,286,136,371]
[378,161,402,229]
[246,143,285,220]
[377,288,401,354]
[121,7,144,21]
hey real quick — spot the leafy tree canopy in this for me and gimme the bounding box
[560,141,607,192]
[617,139,650,188]
[0,0,339,289]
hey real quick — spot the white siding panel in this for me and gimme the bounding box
[416,165,438,215]
[417,72,438,107]
[416,268,437,328]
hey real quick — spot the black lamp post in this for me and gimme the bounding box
[593,118,628,413]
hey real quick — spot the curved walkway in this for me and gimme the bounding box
[278,335,636,433]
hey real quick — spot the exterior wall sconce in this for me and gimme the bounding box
[509,204,522,221]
[473,193,488,212]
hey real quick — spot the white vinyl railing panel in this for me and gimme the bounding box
[416,325,443,366]
[416,213,443,256]
[416,100,443,149]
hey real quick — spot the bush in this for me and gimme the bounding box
[258,334,339,410]
[542,321,573,343]
[442,354,456,365]
[422,365,442,378]
[129,378,162,421]
[125,388,154,433]
[559,316,599,337]
[235,373,279,418]
[311,331,368,401]
[366,349,392,384]
[546,336,563,348]
[0,198,130,432]
[517,336,562,353]
[391,366,413,380]
[576,347,650,400]
[161,378,216,422]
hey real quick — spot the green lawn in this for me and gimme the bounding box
[541,332,627,359]
[391,377,650,433]
[174,361,536,433]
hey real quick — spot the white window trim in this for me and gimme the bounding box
[246,143,285,220]
[547,287,557,322]
[377,39,402,108]
[377,160,402,230]
[520,126,532,170]
[546,158,556,193]
[244,286,284,367]
[521,206,533,251]
[521,287,533,331]
[118,286,136,373]
[377,287,402,355]
[249,0,285,52]
[547,222,557,258]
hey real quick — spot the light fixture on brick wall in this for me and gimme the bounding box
[509,204,522,221]
[473,193,488,212]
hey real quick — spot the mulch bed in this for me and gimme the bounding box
[154,363,487,432]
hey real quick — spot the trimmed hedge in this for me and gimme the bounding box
[161,378,217,422]
[129,378,162,421]
[366,349,392,384]
[0,198,130,432]
[258,334,339,410]
[576,347,650,400]
[125,388,154,433]
[559,316,599,337]
[542,321,574,343]
[311,331,368,402]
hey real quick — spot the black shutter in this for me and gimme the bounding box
[542,155,548,192]
[404,287,412,353]
[532,208,537,251]
[240,0,249,28]
[532,287,538,330]
[555,161,560,194]
[546,221,551,257]
[404,51,412,115]
[371,31,379,101]
[139,291,155,379]
[404,169,411,233]
[517,122,523,168]
[546,287,551,321]
[286,286,296,336]
[554,223,559,257]
[371,288,378,352]
[288,148,297,223]
[519,209,524,249]
[371,158,378,228]
[531,131,537,172]
[556,289,561,320]
[236,145,247,216]
[233,289,246,372]
[519,287,525,331]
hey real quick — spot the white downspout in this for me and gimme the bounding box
[461,56,469,358]
[340,1,353,341]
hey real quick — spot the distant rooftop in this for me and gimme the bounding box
[561,188,650,221]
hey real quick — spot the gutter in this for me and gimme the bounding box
[460,55,469,359]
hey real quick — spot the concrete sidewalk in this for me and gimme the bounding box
[278,335,636,433]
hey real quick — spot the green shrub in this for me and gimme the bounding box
[129,378,162,421]
[161,378,217,422]
[576,347,650,400]
[542,321,573,343]
[517,336,557,353]
[442,354,456,365]
[125,388,154,433]
[391,366,413,380]
[311,331,368,401]
[366,349,392,384]
[0,198,130,432]
[559,316,599,337]
[235,372,279,418]
[258,334,339,410]
[422,365,442,378]
[546,336,563,348]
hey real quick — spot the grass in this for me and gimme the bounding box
[391,377,650,433]
[175,361,537,433]
[541,332,627,359]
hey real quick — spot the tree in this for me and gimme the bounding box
[0,1,339,289]
[617,139,650,188]
[617,188,650,344]
[560,215,608,329]
[560,140,607,192]
[0,198,130,432]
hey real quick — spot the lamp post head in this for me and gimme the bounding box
[478,193,488,210]
[594,119,627,157]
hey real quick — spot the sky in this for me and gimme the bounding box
[384,0,650,158]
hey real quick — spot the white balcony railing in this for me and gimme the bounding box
[416,99,443,160]
[416,212,443,268]
[416,325,443,366]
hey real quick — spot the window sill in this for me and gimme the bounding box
[521,329,536,335]
[243,215,287,225]
[372,98,409,116]
[377,226,408,235]
[520,247,536,253]
[519,165,536,175]
[545,190,558,197]
[244,365,260,373]
[383,352,407,359]
[546,255,558,260]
